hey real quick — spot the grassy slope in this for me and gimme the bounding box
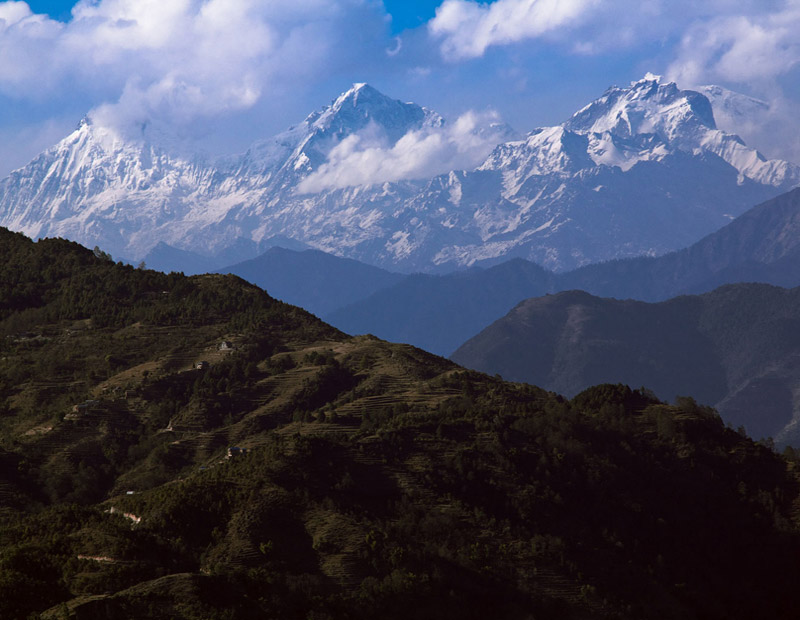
[0,229,799,619]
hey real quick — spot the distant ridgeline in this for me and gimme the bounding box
[1,228,800,619]
[325,187,800,357]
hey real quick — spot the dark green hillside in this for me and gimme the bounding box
[451,284,800,445]
[2,229,800,619]
[0,228,338,507]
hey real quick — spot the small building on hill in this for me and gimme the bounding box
[219,341,234,351]
[195,361,210,370]
[226,446,248,459]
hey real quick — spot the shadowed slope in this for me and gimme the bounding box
[452,283,800,444]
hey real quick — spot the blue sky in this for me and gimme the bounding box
[0,0,798,176]
[25,0,72,20]
[29,1,444,31]
[384,0,440,32]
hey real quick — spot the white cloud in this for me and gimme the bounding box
[429,0,594,60]
[297,111,510,192]
[666,6,800,87]
[0,0,388,140]
[428,0,800,69]
[0,1,31,25]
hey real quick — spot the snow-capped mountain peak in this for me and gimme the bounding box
[308,82,444,138]
[551,74,799,189]
[232,83,444,177]
[564,74,717,141]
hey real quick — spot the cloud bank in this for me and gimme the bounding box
[298,111,511,192]
[429,0,594,60]
[666,4,800,86]
[0,0,388,141]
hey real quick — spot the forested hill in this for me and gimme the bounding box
[450,284,800,446]
[2,228,800,619]
[0,227,336,336]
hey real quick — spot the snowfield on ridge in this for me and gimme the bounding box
[0,77,797,273]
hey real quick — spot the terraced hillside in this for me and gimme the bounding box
[2,228,800,619]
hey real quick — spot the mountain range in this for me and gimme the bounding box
[560,186,800,298]
[0,76,797,274]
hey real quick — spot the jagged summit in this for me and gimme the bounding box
[233,83,444,177]
[0,116,217,256]
[297,82,443,143]
[479,74,799,191]
[289,82,443,174]
[555,75,800,190]
[564,75,717,140]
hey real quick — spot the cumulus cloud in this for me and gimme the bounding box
[429,0,594,60]
[0,0,388,141]
[0,1,31,25]
[428,0,800,68]
[297,111,511,192]
[666,6,800,87]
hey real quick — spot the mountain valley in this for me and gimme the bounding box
[4,4,800,619]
